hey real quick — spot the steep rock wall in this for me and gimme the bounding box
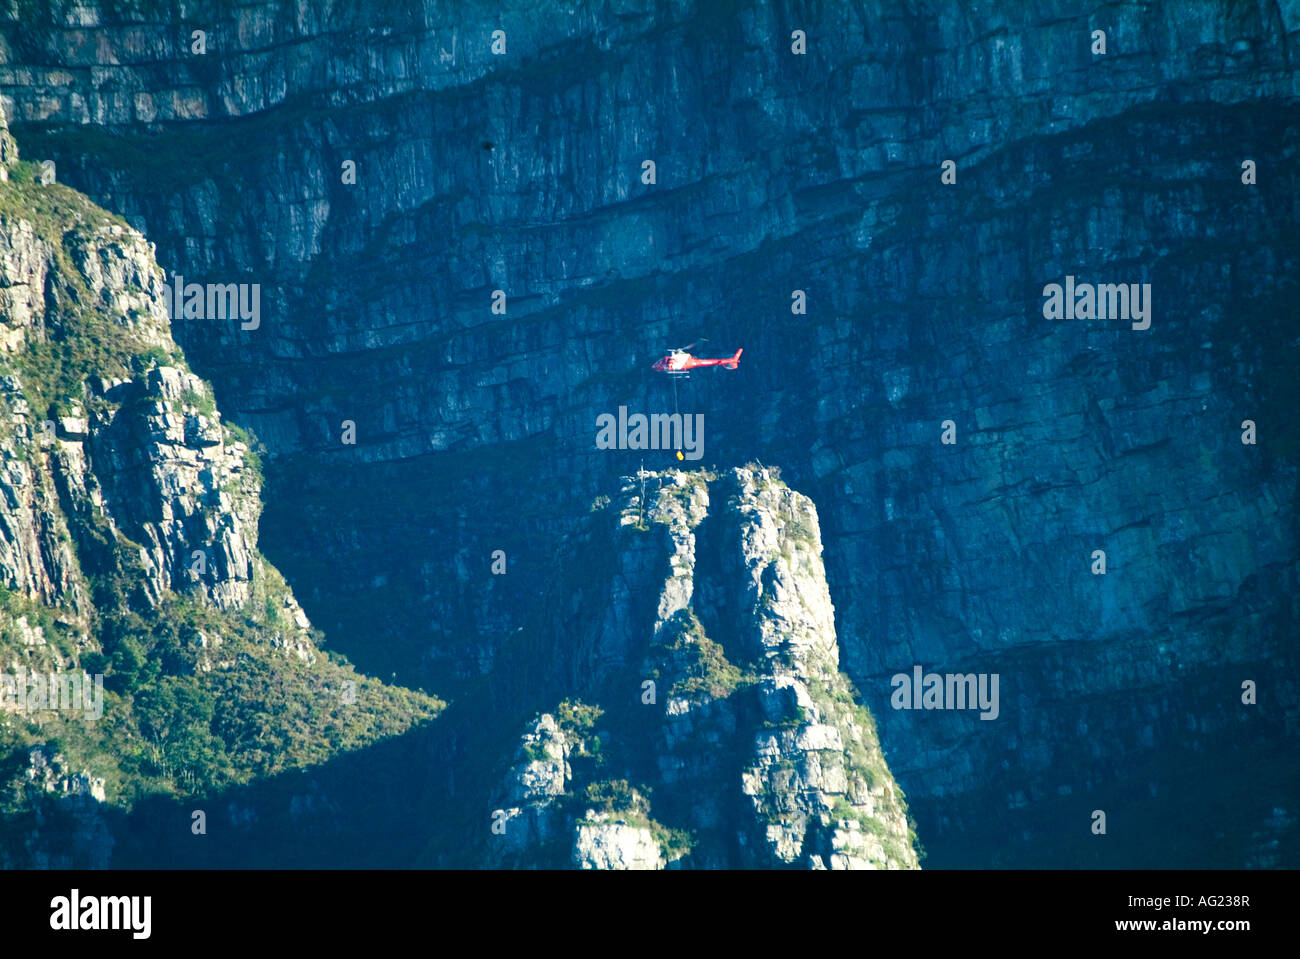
[3,1,1296,864]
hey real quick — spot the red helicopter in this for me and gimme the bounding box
[652,342,743,374]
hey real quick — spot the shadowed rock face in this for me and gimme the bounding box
[486,466,918,870]
[2,1,1297,865]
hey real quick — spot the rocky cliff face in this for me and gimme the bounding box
[0,100,286,638]
[8,744,113,868]
[0,106,441,867]
[485,466,917,869]
[1,1,1296,866]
